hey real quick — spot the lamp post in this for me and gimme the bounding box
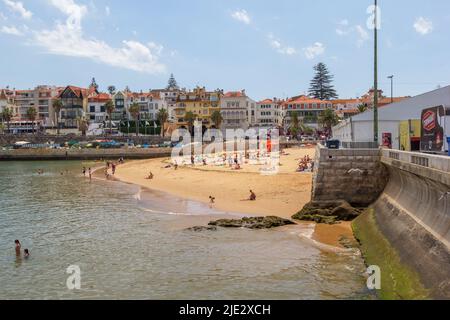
[373,0,379,144]
[387,75,394,103]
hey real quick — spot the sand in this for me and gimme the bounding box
[113,147,355,248]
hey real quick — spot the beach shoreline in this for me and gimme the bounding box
[108,147,355,249]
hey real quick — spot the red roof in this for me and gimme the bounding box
[88,93,112,103]
[282,95,331,106]
[224,91,245,98]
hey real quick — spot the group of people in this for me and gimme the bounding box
[15,240,30,259]
[297,155,314,172]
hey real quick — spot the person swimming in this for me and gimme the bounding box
[15,240,21,256]
[24,249,30,258]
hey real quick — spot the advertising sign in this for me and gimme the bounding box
[420,106,445,153]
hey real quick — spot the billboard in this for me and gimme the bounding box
[420,106,447,153]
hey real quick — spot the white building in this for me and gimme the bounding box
[126,91,166,121]
[256,98,283,128]
[220,90,251,131]
[87,93,112,123]
[332,85,450,151]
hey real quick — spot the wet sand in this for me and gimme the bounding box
[106,147,356,249]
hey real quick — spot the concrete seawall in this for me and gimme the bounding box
[0,148,172,161]
[313,146,450,299]
[373,150,450,299]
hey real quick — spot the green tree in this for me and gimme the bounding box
[107,86,116,95]
[357,104,368,113]
[157,108,169,137]
[290,112,300,138]
[184,111,197,135]
[52,99,63,135]
[1,107,13,134]
[128,103,141,136]
[319,108,339,135]
[105,99,115,136]
[210,110,223,129]
[166,73,179,90]
[78,117,89,136]
[26,107,38,134]
[308,63,338,100]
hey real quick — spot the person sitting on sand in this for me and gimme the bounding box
[209,196,216,208]
[203,159,207,166]
[145,172,154,180]
[24,249,30,259]
[234,163,241,170]
[174,163,178,170]
[249,190,256,201]
[15,240,21,256]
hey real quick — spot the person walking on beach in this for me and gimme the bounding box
[88,168,92,181]
[82,167,86,177]
[112,163,116,175]
[15,240,21,256]
[209,196,215,208]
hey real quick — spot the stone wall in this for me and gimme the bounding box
[312,145,389,206]
[0,134,169,146]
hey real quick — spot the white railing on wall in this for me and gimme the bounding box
[382,149,449,172]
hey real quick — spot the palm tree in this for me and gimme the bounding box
[319,108,339,136]
[26,107,38,134]
[2,107,13,134]
[128,103,140,136]
[52,99,63,135]
[357,104,368,113]
[184,111,197,135]
[105,99,115,136]
[210,110,223,129]
[78,117,89,136]
[157,108,169,137]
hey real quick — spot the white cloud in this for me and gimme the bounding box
[414,17,433,35]
[268,33,297,56]
[1,25,23,36]
[356,25,369,47]
[336,19,350,36]
[30,0,165,74]
[3,0,32,19]
[304,42,325,60]
[231,9,251,25]
[105,6,110,16]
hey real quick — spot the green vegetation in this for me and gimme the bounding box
[352,209,430,300]
[157,108,169,137]
[308,62,338,100]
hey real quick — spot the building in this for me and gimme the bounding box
[175,87,222,131]
[150,88,184,122]
[125,91,166,121]
[87,93,111,123]
[282,95,333,131]
[58,84,98,128]
[220,90,251,131]
[332,85,450,151]
[256,98,283,128]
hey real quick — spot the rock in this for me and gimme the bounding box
[208,216,295,229]
[186,226,217,232]
[292,200,363,224]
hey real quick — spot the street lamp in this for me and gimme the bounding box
[373,0,379,144]
[387,75,394,103]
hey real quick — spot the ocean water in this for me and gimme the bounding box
[0,161,372,300]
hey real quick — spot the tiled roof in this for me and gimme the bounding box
[282,95,331,105]
[224,91,245,98]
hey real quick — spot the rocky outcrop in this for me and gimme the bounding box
[185,226,218,232]
[292,200,363,224]
[208,216,295,229]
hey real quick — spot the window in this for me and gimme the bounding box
[90,106,95,113]
[100,106,105,113]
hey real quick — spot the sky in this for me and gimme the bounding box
[0,0,450,101]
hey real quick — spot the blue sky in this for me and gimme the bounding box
[0,0,449,101]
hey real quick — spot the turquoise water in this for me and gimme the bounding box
[0,161,372,299]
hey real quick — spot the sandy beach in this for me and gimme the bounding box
[113,147,354,248]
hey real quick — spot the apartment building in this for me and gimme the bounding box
[125,91,166,121]
[282,95,333,130]
[175,87,222,131]
[256,98,283,128]
[220,90,250,131]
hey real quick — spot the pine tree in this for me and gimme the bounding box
[308,63,338,100]
[167,74,179,90]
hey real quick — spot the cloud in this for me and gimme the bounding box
[268,33,297,56]
[1,25,23,36]
[414,17,433,35]
[3,0,32,19]
[231,9,251,25]
[336,19,350,36]
[30,0,166,74]
[304,42,325,60]
[105,6,110,16]
[355,25,369,47]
